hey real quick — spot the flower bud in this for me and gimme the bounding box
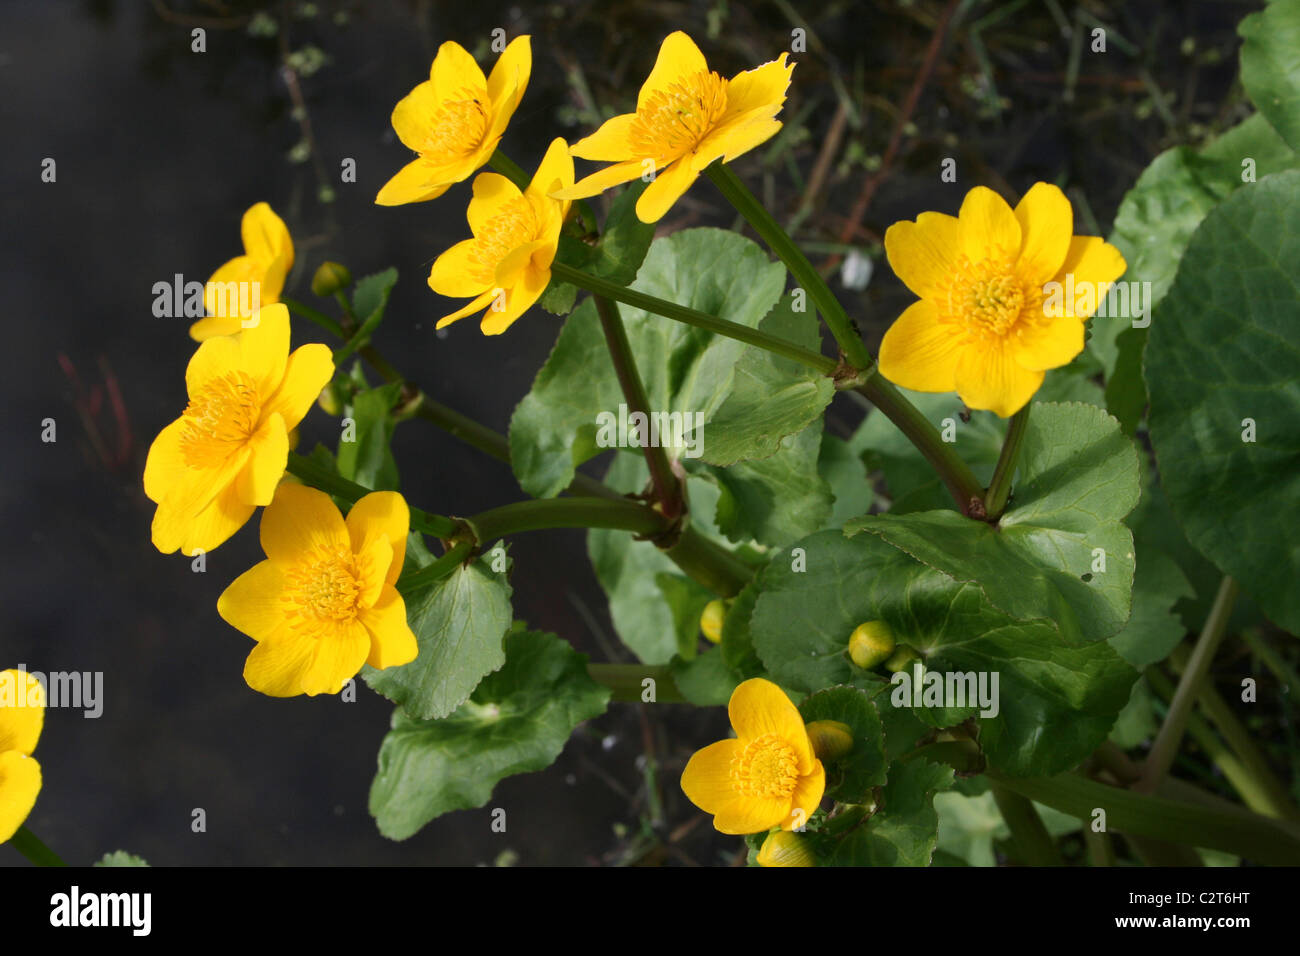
[884,644,920,673]
[848,620,895,670]
[700,599,727,644]
[316,378,345,416]
[805,720,853,762]
[311,261,352,297]
[757,830,816,867]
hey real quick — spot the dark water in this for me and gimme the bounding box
[0,0,1247,865]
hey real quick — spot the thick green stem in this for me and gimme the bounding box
[1137,576,1239,794]
[662,523,752,598]
[587,663,685,702]
[984,403,1031,518]
[854,373,986,516]
[9,826,66,867]
[282,296,344,338]
[285,452,460,538]
[992,784,1065,866]
[593,294,683,520]
[395,541,474,596]
[551,262,838,375]
[488,149,530,189]
[466,496,670,542]
[704,162,874,371]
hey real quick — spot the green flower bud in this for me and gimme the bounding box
[848,620,895,670]
[757,830,816,867]
[700,599,727,644]
[805,720,854,762]
[316,378,345,416]
[311,261,352,297]
[884,644,920,673]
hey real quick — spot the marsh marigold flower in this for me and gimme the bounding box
[553,31,794,223]
[0,669,45,843]
[428,137,573,334]
[879,183,1126,417]
[145,303,334,556]
[681,678,825,834]
[192,202,295,342]
[376,37,532,206]
[217,483,418,697]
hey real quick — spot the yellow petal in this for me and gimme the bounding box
[960,186,1021,261]
[494,238,549,289]
[189,314,244,342]
[235,412,288,506]
[954,341,1044,418]
[0,752,41,844]
[878,300,963,394]
[638,31,708,109]
[435,289,497,330]
[711,794,791,835]
[884,211,963,300]
[723,54,793,119]
[354,534,392,610]
[467,172,525,234]
[430,41,488,103]
[360,587,418,669]
[259,482,349,565]
[203,256,261,320]
[695,116,782,167]
[486,35,531,112]
[1012,317,1084,372]
[728,678,812,769]
[375,158,454,207]
[185,333,242,397]
[300,620,371,696]
[429,238,493,298]
[237,302,291,396]
[1051,236,1127,319]
[143,419,186,504]
[635,158,698,223]
[390,79,441,153]
[346,491,410,585]
[241,202,292,264]
[1014,183,1073,285]
[217,560,285,640]
[0,670,44,755]
[552,160,645,201]
[243,628,316,697]
[569,113,637,162]
[152,474,256,555]
[480,265,549,335]
[782,760,826,832]
[525,137,575,207]
[261,343,335,431]
[680,738,743,814]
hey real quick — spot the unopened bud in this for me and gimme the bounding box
[317,378,345,416]
[884,644,920,673]
[700,599,727,644]
[311,261,352,297]
[805,720,853,762]
[848,620,895,670]
[757,830,816,867]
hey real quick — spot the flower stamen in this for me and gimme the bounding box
[628,70,730,160]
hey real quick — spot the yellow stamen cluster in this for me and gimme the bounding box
[285,547,362,625]
[178,372,260,467]
[468,197,539,284]
[729,733,799,798]
[628,70,729,159]
[421,87,490,163]
[942,255,1044,342]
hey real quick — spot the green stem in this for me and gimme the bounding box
[1240,627,1300,700]
[593,294,683,520]
[704,162,874,370]
[395,540,474,596]
[285,452,460,539]
[489,148,530,190]
[984,403,1031,518]
[550,262,838,375]
[282,296,344,338]
[9,826,66,867]
[854,373,986,516]
[466,496,670,542]
[1084,828,1116,866]
[662,523,752,599]
[587,663,685,702]
[991,784,1065,866]
[1136,576,1239,794]
[333,302,388,366]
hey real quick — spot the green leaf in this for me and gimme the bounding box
[826,759,953,866]
[363,551,513,720]
[696,293,834,466]
[934,789,1079,867]
[720,580,764,676]
[1106,549,1193,670]
[337,380,402,491]
[94,851,149,867]
[799,685,886,803]
[847,402,1141,645]
[1104,326,1148,436]
[510,228,787,498]
[751,530,1137,776]
[351,267,398,327]
[1144,170,1300,633]
[1240,0,1300,152]
[369,628,609,839]
[655,571,713,661]
[541,184,657,315]
[671,646,741,706]
[1091,114,1299,373]
[818,433,875,530]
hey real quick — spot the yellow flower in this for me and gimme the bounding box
[145,303,334,556]
[376,37,532,207]
[681,678,825,834]
[428,137,573,335]
[192,202,294,342]
[878,183,1126,417]
[0,669,45,844]
[218,483,419,697]
[552,31,794,223]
